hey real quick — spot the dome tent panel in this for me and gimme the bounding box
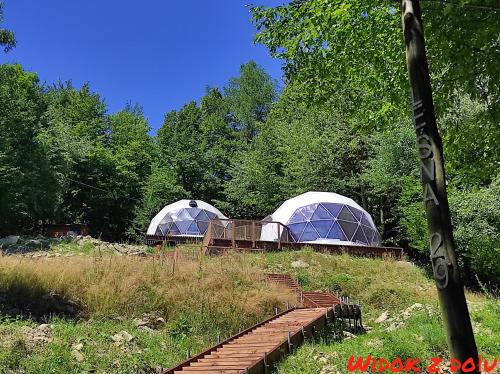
[260,191,381,246]
[147,199,228,237]
[311,204,335,220]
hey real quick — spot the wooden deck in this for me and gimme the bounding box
[206,238,403,259]
[163,307,336,374]
[162,273,362,374]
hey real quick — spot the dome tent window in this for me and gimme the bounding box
[261,191,381,246]
[147,199,227,238]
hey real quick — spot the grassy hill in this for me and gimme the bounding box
[0,243,498,373]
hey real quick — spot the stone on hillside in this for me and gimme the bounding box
[138,325,155,333]
[37,324,51,332]
[291,260,309,268]
[21,324,53,347]
[134,318,149,327]
[72,349,84,362]
[0,235,19,246]
[374,310,389,323]
[112,331,134,345]
[343,331,357,339]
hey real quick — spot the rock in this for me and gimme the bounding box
[25,239,42,247]
[134,314,166,330]
[72,343,84,351]
[72,349,84,362]
[21,324,53,346]
[374,310,389,323]
[291,260,309,268]
[343,331,357,339]
[0,235,20,246]
[320,365,337,374]
[37,324,51,332]
[138,325,155,333]
[112,331,134,345]
[134,318,149,327]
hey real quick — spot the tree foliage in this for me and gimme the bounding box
[251,0,500,118]
[0,2,15,52]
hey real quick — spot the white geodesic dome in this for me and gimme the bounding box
[147,199,228,237]
[260,192,381,246]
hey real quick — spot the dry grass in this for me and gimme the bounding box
[0,253,295,335]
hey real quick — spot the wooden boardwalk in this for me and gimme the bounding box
[163,307,335,374]
[163,274,362,374]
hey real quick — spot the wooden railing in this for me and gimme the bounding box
[203,218,294,252]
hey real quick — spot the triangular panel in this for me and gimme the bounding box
[347,206,363,222]
[338,206,357,222]
[360,213,372,227]
[159,223,171,235]
[298,204,317,221]
[311,204,334,220]
[338,220,358,240]
[169,222,181,235]
[352,225,369,245]
[326,221,348,241]
[360,225,373,245]
[311,220,334,238]
[175,220,192,234]
[288,210,307,224]
[288,222,307,242]
[323,203,343,218]
[300,222,320,241]
[186,221,199,234]
[159,214,173,225]
[195,210,210,221]
[197,220,209,234]
[206,211,217,219]
[186,208,201,219]
[176,209,193,221]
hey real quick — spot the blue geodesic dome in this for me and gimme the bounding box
[147,200,227,237]
[261,192,381,246]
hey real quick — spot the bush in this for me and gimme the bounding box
[449,178,500,287]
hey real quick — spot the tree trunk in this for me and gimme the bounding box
[401,1,479,371]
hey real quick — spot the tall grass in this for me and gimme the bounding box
[0,253,295,335]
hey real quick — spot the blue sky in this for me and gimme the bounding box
[1,1,285,132]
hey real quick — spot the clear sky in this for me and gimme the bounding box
[0,1,285,132]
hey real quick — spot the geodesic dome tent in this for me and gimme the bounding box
[147,199,228,237]
[260,192,381,246]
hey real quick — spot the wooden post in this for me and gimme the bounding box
[251,221,256,248]
[277,223,281,249]
[231,220,236,248]
[401,1,478,370]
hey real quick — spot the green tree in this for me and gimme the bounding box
[0,64,52,234]
[225,61,278,142]
[224,84,373,220]
[449,178,500,286]
[0,2,15,52]
[106,105,154,239]
[128,162,186,240]
[42,82,108,228]
[157,102,204,199]
[199,88,238,202]
[251,0,499,118]
[361,120,425,248]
